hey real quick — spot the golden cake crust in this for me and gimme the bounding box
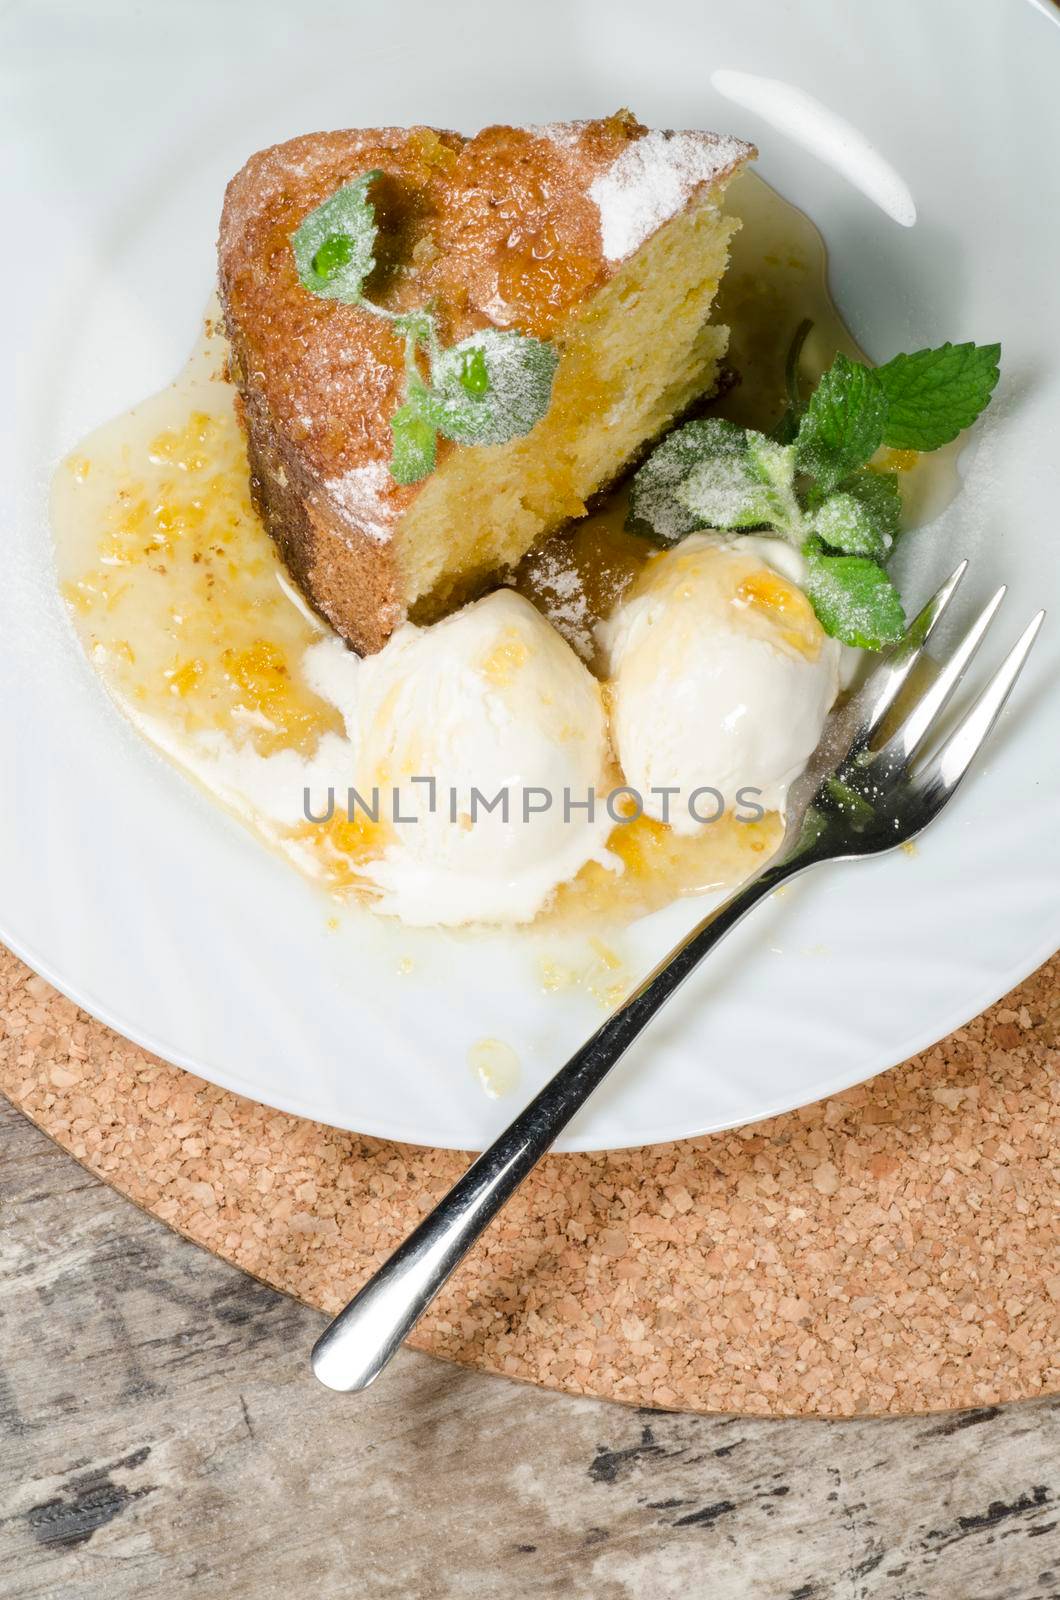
[218,113,753,654]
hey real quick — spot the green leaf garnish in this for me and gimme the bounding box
[676,420,800,535]
[625,327,1000,651]
[836,466,902,543]
[626,421,720,544]
[423,329,559,448]
[389,399,437,486]
[292,175,558,484]
[794,353,887,495]
[808,491,889,560]
[802,536,905,649]
[875,342,1001,451]
[312,232,354,281]
[393,308,439,353]
[627,419,800,545]
[459,346,490,397]
[290,171,382,303]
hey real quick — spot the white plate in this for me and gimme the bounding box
[2,0,1058,1152]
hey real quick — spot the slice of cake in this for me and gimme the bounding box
[218,110,753,654]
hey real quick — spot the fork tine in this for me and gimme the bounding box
[853,561,968,743]
[909,610,1045,811]
[875,583,1007,769]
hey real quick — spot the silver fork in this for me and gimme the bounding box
[312,562,1043,1393]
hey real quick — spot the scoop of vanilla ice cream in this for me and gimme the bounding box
[600,534,844,833]
[311,589,616,926]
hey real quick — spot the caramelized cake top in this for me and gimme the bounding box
[218,112,752,503]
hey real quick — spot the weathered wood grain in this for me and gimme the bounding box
[2,1097,1058,1598]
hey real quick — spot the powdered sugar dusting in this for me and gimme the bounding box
[512,548,593,660]
[481,289,515,327]
[325,459,397,544]
[590,130,750,261]
[529,120,587,152]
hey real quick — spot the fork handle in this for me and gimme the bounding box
[311,855,805,1392]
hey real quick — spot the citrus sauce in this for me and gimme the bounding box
[52,173,951,929]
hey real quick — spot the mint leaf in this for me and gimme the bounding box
[628,419,800,544]
[626,420,719,543]
[649,417,799,532]
[458,347,490,397]
[311,233,354,280]
[745,430,801,531]
[291,170,382,303]
[838,466,902,543]
[393,308,438,349]
[875,342,1001,450]
[425,329,558,447]
[389,398,436,485]
[795,354,886,495]
[802,535,905,649]
[676,421,799,534]
[809,492,889,559]
[292,176,561,484]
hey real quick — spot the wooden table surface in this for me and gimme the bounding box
[2,1097,1058,1598]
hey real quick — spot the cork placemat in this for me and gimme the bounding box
[2,941,1057,1417]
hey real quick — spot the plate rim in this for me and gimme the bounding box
[3,908,1054,1153]
[3,0,1059,1153]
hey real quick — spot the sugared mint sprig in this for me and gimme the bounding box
[291,175,558,486]
[627,340,1000,650]
[291,170,382,302]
